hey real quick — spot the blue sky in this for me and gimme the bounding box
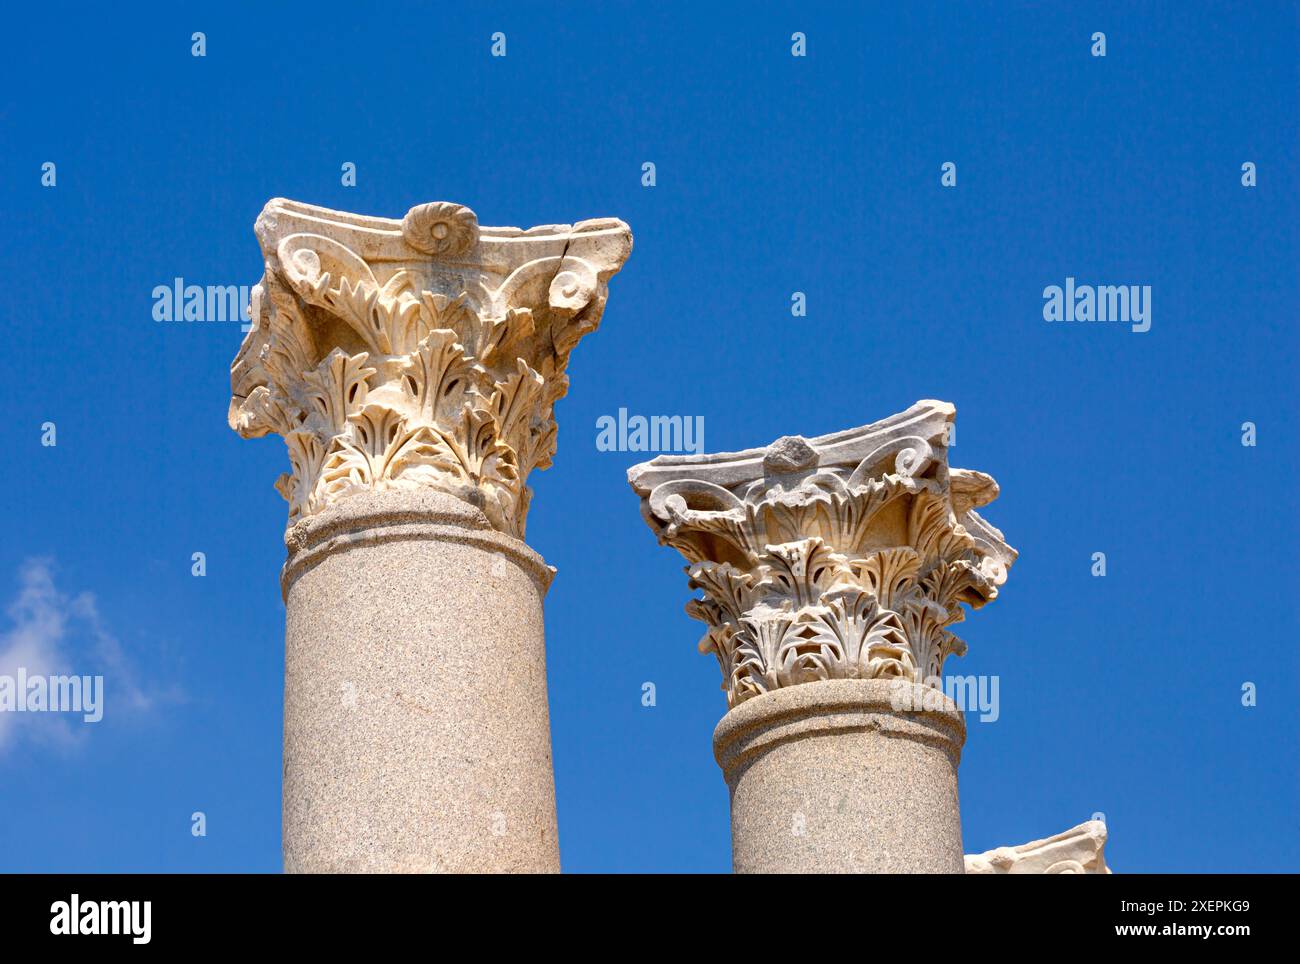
[0,2,1295,872]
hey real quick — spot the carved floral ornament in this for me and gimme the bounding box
[627,401,1017,709]
[229,199,632,540]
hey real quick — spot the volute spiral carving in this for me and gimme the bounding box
[230,198,632,540]
[628,401,1016,708]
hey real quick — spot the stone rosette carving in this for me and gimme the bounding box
[229,198,632,540]
[627,401,1016,709]
[965,820,1111,874]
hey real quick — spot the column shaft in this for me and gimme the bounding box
[714,679,964,873]
[280,492,558,873]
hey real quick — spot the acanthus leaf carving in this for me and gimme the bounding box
[229,199,631,542]
[628,401,1017,709]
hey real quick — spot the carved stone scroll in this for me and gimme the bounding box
[231,198,632,540]
[628,400,1016,709]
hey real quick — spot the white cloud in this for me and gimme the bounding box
[0,558,160,751]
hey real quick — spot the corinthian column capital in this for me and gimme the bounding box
[628,400,1017,709]
[230,198,632,539]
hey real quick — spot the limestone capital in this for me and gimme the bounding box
[965,820,1111,874]
[627,400,1016,709]
[229,198,632,540]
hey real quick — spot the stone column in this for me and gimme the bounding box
[628,400,1016,873]
[229,198,631,872]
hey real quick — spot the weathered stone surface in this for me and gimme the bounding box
[281,489,557,873]
[715,679,965,873]
[628,399,1016,709]
[965,820,1112,874]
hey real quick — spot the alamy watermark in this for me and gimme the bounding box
[890,674,1000,722]
[152,278,254,330]
[596,408,704,454]
[0,668,103,723]
[50,894,150,944]
[1043,277,1151,333]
